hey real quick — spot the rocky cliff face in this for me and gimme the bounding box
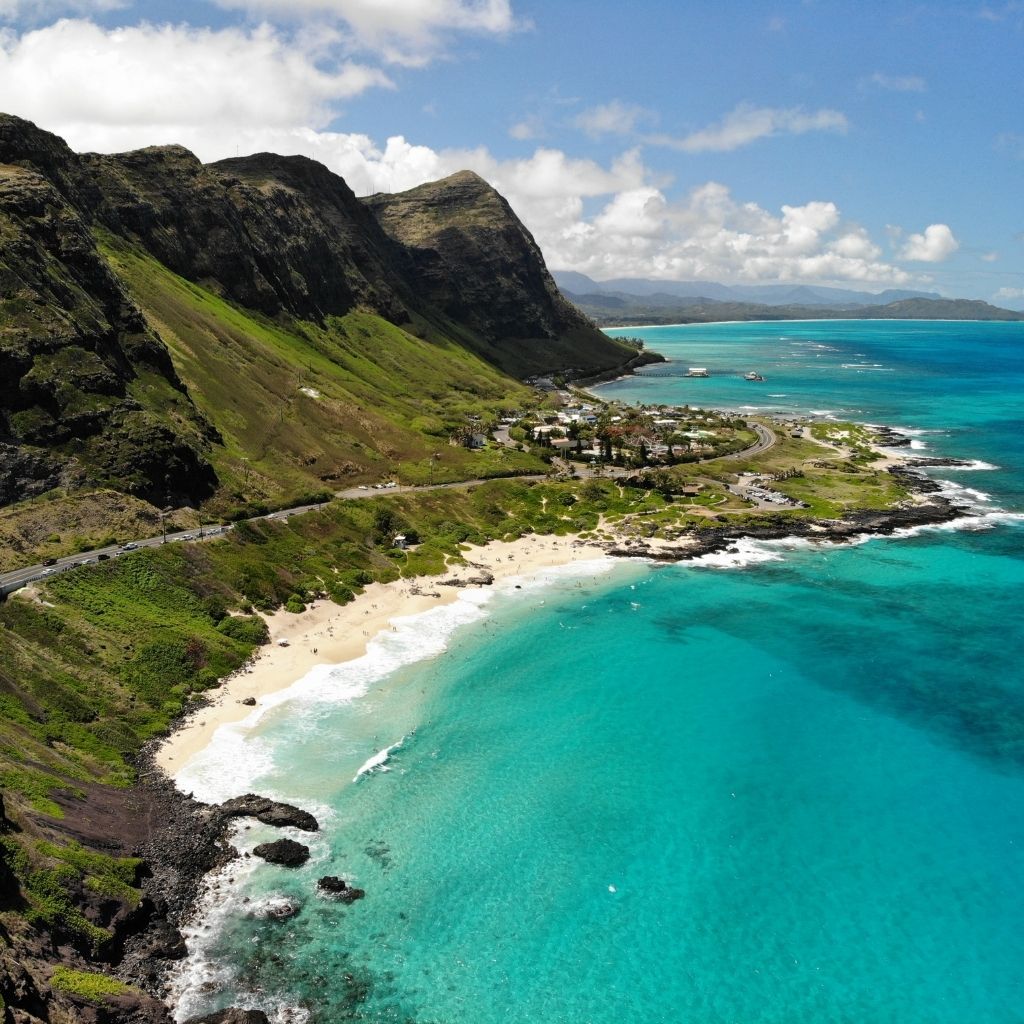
[365,170,614,374]
[0,123,218,507]
[0,114,644,509]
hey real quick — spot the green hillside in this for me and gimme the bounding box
[102,240,544,513]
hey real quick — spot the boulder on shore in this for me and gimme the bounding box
[252,839,310,867]
[220,794,319,831]
[317,876,366,903]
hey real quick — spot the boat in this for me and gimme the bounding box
[743,372,765,382]
[686,367,709,377]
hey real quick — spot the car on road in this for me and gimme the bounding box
[42,557,57,566]
[121,542,138,551]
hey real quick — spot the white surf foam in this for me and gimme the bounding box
[937,459,999,471]
[687,537,790,569]
[354,736,405,781]
[175,557,620,804]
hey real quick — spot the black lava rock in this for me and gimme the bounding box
[220,794,319,831]
[317,876,366,903]
[252,838,310,867]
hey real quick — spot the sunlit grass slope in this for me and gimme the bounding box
[102,240,545,513]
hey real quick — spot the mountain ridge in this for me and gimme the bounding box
[0,114,651,516]
[552,269,954,309]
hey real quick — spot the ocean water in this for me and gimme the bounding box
[173,321,1024,1024]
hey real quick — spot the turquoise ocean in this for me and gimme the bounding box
[172,321,1024,1024]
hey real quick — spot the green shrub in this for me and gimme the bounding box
[50,967,135,1001]
[284,597,305,614]
[216,615,269,645]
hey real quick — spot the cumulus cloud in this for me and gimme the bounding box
[994,286,1024,299]
[860,71,927,92]
[528,178,914,286]
[0,18,392,149]
[899,223,959,262]
[209,0,520,65]
[574,100,654,139]
[650,102,848,153]
[0,16,928,290]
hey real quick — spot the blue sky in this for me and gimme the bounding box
[1,1,1022,301]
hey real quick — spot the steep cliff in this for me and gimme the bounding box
[364,170,631,375]
[0,114,644,514]
[0,133,217,508]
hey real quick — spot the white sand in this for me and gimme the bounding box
[155,533,606,778]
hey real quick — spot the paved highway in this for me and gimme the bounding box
[0,421,776,596]
[724,421,777,459]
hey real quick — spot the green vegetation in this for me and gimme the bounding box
[49,966,136,1001]
[102,240,546,512]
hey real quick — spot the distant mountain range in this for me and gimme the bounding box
[551,271,1024,326]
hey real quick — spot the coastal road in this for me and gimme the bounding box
[723,421,777,460]
[1,421,775,595]
[0,499,340,597]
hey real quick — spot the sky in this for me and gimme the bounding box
[1,1,1022,302]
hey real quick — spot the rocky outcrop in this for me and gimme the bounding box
[316,876,366,903]
[364,171,652,377]
[219,795,319,832]
[251,838,310,867]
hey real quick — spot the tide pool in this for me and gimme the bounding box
[172,321,1024,1024]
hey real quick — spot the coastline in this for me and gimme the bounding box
[601,317,1012,330]
[156,448,967,784]
[129,439,989,1019]
[155,534,608,779]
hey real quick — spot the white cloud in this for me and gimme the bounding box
[574,100,653,139]
[650,103,848,153]
[861,71,927,92]
[980,251,999,262]
[0,18,392,147]
[899,223,959,262]
[830,227,882,260]
[530,178,914,286]
[994,286,1024,299]
[210,0,520,66]
[508,115,543,140]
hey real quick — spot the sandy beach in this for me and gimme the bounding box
[155,533,608,777]
[155,426,927,780]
